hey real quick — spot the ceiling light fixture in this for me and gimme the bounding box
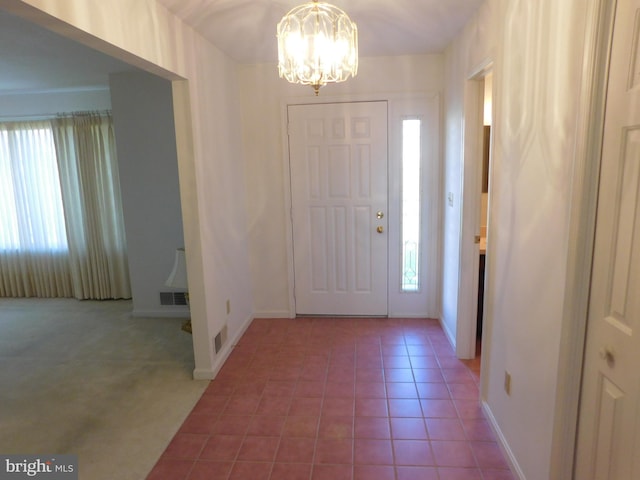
[277,0,358,96]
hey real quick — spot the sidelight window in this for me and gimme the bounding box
[401,118,421,292]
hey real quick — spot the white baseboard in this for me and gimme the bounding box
[192,368,215,380]
[482,401,525,479]
[131,308,189,319]
[252,310,293,319]
[192,313,254,380]
[439,315,457,350]
[254,311,441,319]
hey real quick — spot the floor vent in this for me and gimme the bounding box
[160,292,188,306]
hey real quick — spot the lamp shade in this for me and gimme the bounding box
[165,248,188,289]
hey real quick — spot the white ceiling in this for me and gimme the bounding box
[156,0,484,63]
[0,0,483,94]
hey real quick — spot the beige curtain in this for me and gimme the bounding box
[0,121,73,297]
[51,113,131,299]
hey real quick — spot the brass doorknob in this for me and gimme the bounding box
[377,226,384,233]
[376,211,384,219]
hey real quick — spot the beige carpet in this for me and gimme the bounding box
[0,298,208,480]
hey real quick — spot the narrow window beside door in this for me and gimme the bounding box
[401,118,421,292]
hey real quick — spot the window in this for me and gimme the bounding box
[401,118,421,292]
[0,123,68,252]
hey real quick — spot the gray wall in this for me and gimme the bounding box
[0,89,111,119]
[110,71,187,317]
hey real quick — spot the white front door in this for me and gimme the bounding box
[288,101,388,315]
[575,0,640,477]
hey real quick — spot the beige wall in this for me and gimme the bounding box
[443,0,590,478]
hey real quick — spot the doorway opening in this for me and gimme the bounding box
[456,63,494,364]
[0,6,204,373]
[476,72,493,356]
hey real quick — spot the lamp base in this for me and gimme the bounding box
[181,292,192,334]
[181,320,192,334]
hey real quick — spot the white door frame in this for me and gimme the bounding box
[280,92,441,318]
[457,60,494,361]
[548,0,617,477]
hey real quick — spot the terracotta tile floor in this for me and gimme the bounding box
[146,318,514,480]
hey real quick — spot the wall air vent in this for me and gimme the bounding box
[214,324,228,354]
[160,292,188,306]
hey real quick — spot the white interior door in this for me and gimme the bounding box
[575,0,640,477]
[288,101,388,315]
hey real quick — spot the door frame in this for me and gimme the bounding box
[457,60,494,361]
[280,92,441,318]
[548,0,617,477]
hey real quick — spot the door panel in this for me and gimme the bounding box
[288,102,388,315]
[576,1,640,477]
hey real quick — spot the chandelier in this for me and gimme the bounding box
[277,0,358,95]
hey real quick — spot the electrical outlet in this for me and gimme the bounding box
[504,371,512,395]
[226,299,231,315]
